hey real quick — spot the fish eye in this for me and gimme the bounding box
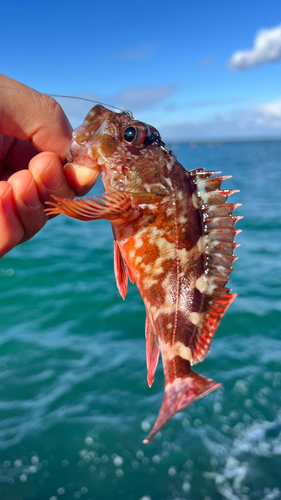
[122,122,150,147]
[121,121,161,148]
[123,126,137,143]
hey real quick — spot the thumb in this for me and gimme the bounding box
[0,74,72,160]
[63,162,100,197]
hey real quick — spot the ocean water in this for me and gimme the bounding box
[0,140,280,500]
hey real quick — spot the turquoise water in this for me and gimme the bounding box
[0,140,280,500]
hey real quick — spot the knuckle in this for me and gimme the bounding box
[40,94,65,123]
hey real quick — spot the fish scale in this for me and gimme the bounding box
[46,104,241,443]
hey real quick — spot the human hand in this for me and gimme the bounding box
[0,74,98,259]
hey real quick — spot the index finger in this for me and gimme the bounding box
[0,74,72,160]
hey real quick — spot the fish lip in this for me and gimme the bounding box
[66,150,73,163]
[67,105,111,163]
[80,106,109,141]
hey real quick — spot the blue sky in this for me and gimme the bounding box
[2,0,281,140]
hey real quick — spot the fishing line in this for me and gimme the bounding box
[49,94,126,112]
[0,86,127,113]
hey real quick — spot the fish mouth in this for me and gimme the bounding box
[76,105,110,143]
[67,105,112,163]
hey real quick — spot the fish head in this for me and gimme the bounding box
[67,105,177,196]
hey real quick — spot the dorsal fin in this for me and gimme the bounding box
[189,169,242,364]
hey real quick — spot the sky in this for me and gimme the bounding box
[1,0,281,141]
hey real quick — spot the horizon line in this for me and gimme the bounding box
[165,135,281,145]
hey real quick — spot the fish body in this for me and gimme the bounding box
[47,105,241,442]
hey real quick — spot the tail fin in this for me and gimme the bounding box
[143,370,221,443]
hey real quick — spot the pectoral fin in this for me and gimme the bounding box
[145,317,160,387]
[45,189,133,222]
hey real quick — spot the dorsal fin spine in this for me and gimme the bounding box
[189,168,242,365]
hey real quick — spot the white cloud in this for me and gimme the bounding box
[200,59,213,67]
[113,85,178,111]
[187,97,251,109]
[116,44,157,60]
[257,98,281,120]
[159,97,281,141]
[228,24,281,70]
[252,98,281,128]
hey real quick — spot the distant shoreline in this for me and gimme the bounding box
[167,136,281,146]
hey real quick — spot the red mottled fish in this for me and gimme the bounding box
[46,105,241,443]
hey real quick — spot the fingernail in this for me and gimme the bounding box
[22,181,41,209]
[1,186,16,215]
[41,158,63,190]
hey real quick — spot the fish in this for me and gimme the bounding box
[46,104,241,443]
